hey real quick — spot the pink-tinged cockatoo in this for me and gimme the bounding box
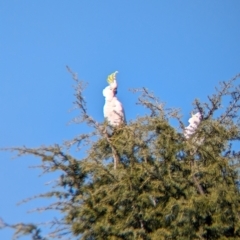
[184,112,202,139]
[103,71,126,126]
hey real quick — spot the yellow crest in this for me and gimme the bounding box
[107,71,118,84]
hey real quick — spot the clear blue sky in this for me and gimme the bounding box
[1,1,240,239]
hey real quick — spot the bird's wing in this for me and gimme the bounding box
[113,99,126,122]
[113,99,123,113]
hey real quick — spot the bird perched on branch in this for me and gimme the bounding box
[103,71,126,126]
[184,112,202,139]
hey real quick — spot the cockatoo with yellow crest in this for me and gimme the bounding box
[103,71,126,126]
[184,112,202,139]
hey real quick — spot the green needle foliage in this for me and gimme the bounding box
[2,70,240,240]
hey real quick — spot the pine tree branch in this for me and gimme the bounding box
[190,159,205,196]
[66,65,101,131]
[103,129,120,170]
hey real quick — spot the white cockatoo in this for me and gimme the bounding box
[184,112,202,139]
[103,71,126,126]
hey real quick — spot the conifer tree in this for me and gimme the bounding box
[1,70,240,240]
